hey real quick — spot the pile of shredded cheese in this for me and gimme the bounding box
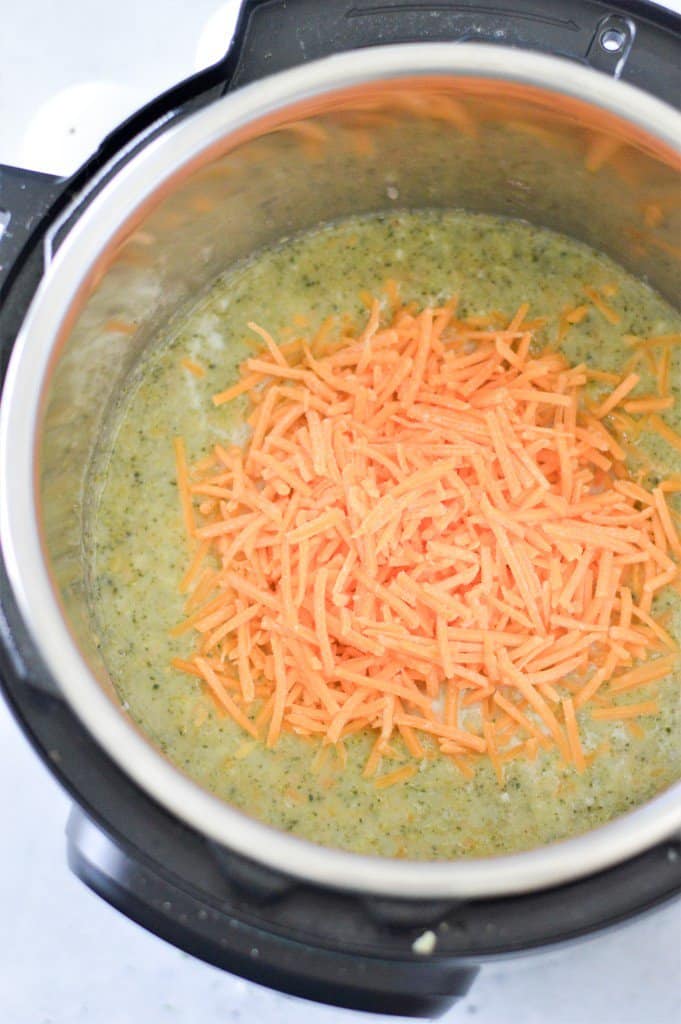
[172,295,680,784]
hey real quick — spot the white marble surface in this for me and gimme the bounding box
[1,3,681,1022]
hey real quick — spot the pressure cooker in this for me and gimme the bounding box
[0,0,679,1016]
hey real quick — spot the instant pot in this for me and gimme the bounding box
[1,0,680,1016]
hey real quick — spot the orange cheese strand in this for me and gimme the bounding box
[173,299,680,780]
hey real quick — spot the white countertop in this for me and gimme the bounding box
[1,3,680,1022]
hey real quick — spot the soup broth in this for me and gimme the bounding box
[89,211,681,859]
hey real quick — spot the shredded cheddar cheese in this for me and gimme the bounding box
[171,298,680,783]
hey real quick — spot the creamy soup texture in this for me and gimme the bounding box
[89,211,681,859]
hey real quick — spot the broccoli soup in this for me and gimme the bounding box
[89,211,681,859]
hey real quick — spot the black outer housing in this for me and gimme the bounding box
[1,1,680,1017]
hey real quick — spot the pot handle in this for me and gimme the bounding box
[222,0,681,105]
[66,805,478,1018]
[0,166,63,308]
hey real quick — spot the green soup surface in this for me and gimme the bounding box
[89,211,681,859]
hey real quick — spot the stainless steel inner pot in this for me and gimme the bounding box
[1,45,680,899]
